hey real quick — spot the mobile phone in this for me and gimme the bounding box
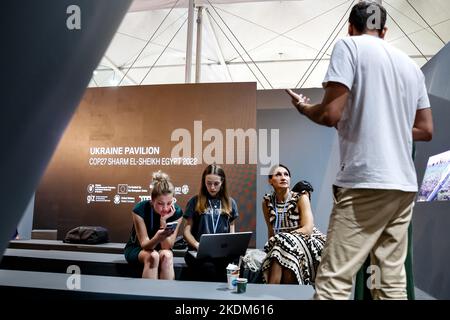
[165,221,178,231]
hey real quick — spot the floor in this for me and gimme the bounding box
[415,287,436,300]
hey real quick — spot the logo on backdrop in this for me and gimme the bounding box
[139,195,152,202]
[86,195,94,204]
[87,184,94,193]
[112,194,136,205]
[118,184,128,194]
[113,195,121,204]
[174,185,189,195]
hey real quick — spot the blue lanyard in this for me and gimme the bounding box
[150,205,154,231]
[208,199,221,234]
[273,192,290,234]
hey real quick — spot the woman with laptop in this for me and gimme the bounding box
[261,164,326,285]
[124,171,183,279]
[183,164,239,281]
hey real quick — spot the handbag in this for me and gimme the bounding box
[63,226,109,244]
[239,249,266,284]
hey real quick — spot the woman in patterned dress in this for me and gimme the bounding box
[261,164,326,285]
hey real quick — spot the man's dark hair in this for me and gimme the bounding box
[349,1,387,34]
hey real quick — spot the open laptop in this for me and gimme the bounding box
[188,232,253,259]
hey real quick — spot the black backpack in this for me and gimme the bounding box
[63,226,109,244]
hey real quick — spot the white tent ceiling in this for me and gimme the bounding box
[90,0,450,89]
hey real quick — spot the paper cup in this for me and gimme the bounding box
[226,263,239,273]
[227,273,239,290]
[226,263,239,290]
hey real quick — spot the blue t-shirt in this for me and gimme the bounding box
[183,195,239,249]
[125,200,183,249]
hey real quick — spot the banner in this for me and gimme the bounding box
[34,83,256,242]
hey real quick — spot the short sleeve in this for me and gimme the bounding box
[417,73,431,110]
[230,198,239,222]
[183,196,198,219]
[168,203,183,222]
[132,200,147,219]
[322,38,356,91]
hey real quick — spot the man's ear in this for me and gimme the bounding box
[379,27,387,39]
[348,23,354,36]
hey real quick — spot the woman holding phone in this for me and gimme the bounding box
[183,164,239,281]
[124,170,183,279]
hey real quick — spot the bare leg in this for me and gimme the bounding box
[267,260,283,284]
[159,250,175,280]
[281,268,298,284]
[138,250,159,279]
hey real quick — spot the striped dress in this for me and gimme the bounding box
[261,191,326,285]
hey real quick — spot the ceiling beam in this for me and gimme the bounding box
[195,6,203,82]
[185,0,195,83]
[204,7,232,81]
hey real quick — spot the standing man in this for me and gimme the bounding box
[287,1,433,299]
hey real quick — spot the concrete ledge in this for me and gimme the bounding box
[8,239,187,257]
[9,239,126,254]
[1,249,187,279]
[0,269,315,300]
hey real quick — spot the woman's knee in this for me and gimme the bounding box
[159,250,174,266]
[141,250,160,266]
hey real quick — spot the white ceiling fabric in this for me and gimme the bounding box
[128,0,285,11]
[92,0,450,89]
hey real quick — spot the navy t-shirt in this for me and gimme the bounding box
[183,195,239,249]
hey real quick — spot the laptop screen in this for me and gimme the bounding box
[195,232,253,259]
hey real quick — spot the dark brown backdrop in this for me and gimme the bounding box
[34,83,256,244]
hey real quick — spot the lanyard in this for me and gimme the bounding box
[208,199,221,234]
[150,205,154,231]
[273,192,290,234]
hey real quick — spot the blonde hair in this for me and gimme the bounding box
[150,170,174,199]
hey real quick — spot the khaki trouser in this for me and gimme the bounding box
[314,186,416,300]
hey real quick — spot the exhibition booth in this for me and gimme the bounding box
[1,83,326,299]
[1,0,449,301]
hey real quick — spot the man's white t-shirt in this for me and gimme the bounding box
[323,34,430,192]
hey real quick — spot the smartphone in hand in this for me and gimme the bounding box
[165,221,178,232]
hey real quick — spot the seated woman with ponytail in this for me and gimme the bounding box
[124,170,183,279]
